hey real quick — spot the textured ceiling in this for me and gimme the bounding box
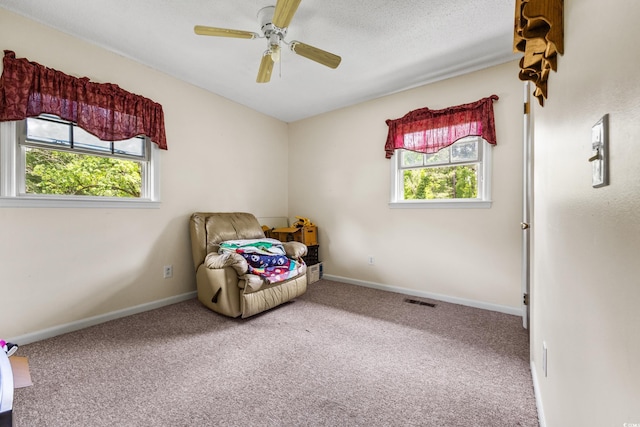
[0,0,517,122]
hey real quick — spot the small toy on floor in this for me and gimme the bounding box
[0,339,18,357]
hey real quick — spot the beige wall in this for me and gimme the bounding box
[0,9,289,338]
[288,61,524,310]
[530,0,640,425]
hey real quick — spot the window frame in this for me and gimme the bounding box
[389,137,493,209]
[22,114,148,160]
[0,119,160,208]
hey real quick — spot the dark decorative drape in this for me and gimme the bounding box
[0,50,167,150]
[384,95,499,159]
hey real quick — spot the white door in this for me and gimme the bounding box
[521,82,533,329]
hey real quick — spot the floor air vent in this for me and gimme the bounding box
[404,298,437,308]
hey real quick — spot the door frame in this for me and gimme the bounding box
[521,81,534,329]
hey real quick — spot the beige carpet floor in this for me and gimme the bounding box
[13,279,538,426]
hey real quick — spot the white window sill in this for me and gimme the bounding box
[0,196,160,209]
[389,199,492,209]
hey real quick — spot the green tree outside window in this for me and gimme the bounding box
[25,147,142,197]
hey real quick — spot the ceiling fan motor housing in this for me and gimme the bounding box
[258,5,286,49]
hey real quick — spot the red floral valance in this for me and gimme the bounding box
[0,50,167,150]
[385,95,499,159]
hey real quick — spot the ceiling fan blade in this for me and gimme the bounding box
[194,25,258,39]
[290,41,341,69]
[272,0,301,28]
[257,53,275,83]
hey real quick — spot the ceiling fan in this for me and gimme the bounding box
[194,0,342,83]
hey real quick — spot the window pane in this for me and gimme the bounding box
[114,136,145,157]
[453,164,478,198]
[400,150,424,167]
[424,147,450,165]
[402,164,478,200]
[26,117,71,147]
[73,126,112,153]
[451,138,478,163]
[25,147,142,197]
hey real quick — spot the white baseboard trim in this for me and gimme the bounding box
[9,291,197,345]
[322,274,521,316]
[530,360,546,427]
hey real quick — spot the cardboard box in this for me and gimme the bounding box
[307,262,323,284]
[272,226,318,246]
[9,357,32,388]
[297,226,318,246]
[271,227,297,243]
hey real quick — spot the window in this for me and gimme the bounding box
[390,136,492,208]
[0,115,160,208]
[384,95,498,209]
[0,50,165,208]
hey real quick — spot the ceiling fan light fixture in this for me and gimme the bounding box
[270,45,281,63]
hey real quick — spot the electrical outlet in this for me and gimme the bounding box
[163,265,173,279]
[368,256,374,265]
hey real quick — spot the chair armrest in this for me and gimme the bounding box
[204,252,248,276]
[282,241,308,259]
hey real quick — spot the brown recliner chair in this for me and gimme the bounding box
[189,212,308,318]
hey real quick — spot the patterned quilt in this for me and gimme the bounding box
[219,238,303,284]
